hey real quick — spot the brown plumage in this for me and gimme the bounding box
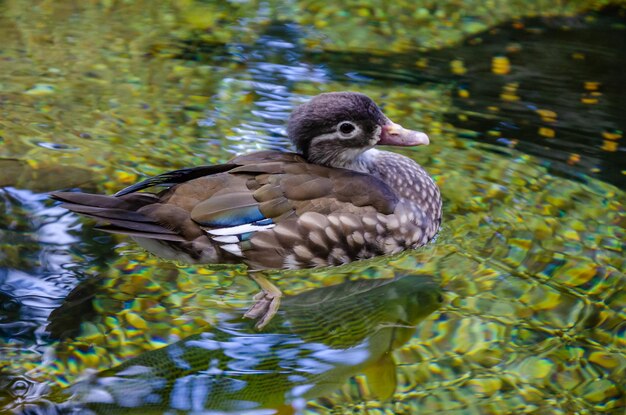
[51,92,442,327]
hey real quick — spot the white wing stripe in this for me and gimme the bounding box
[207,223,275,236]
[211,235,239,244]
[220,244,244,257]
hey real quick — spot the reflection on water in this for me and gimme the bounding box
[0,2,625,415]
[2,276,442,414]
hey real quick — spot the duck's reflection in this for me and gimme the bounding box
[7,275,443,415]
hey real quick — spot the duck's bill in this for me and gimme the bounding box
[378,122,430,146]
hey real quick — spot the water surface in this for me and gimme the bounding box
[0,2,624,414]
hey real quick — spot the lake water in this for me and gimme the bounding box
[0,2,624,414]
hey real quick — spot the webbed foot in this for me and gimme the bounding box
[243,273,282,330]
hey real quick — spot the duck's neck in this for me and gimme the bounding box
[344,148,435,203]
[343,148,383,174]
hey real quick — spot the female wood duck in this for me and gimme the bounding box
[52,92,442,328]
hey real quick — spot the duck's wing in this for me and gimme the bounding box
[50,163,243,244]
[49,153,287,241]
[185,157,399,268]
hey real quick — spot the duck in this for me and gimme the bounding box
[51,92,442,328]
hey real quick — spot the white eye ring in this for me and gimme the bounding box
[337,121,358,138]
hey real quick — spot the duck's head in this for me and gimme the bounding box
[287,92,429,168]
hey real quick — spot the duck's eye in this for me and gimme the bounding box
[338,121,357,136]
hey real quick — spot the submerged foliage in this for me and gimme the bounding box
[0,1,624,414]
